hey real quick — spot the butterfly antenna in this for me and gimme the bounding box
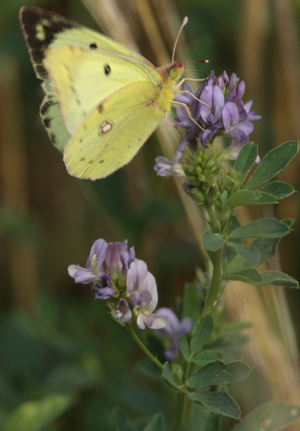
[172,16,188,62]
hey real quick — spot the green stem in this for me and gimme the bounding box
[173,392,185,431]
[126,323,164,370]
[206,206,219,233]
[201,247,223,316]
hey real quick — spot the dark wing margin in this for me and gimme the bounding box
[19,6,78,80]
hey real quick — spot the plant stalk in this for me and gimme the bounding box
[173,392,185,431]
[126,323,164,370]
[202,248,223,316]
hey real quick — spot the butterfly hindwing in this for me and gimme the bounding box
[64,81,164,179]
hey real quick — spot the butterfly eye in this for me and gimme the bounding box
[89,42,97,49]
[104,64,111,75]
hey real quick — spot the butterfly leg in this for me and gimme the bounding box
[172,101,206,133]
[164,112,184,139]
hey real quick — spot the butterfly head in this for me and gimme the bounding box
[157,61,185,83]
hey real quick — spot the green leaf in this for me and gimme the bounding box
[187,360,251,390]
[227,242,260,266]
[179,335,190,361]
[246,140,299,189]
[187,391,241,419]
[227,189,277,207]
[231,402,300,431]
[190,315,213,355]
[234,142,258,178]
[258,181,295,200]
[2,395,72,431]
[209,333,249,351]
[251,236,280,265]
[223,254,251,273]
[115,410,136,431]
[162,363,181,391]
[229,218,291,239]
[190,403,221,431]
[219,320,252,334]
[192,350,224,366]
[182,283,202,324]
[253,270,299,288]
[222,268,263,283]
[143,413,164,431]
[203,230,225,251]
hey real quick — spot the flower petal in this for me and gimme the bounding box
[86,239,107,270]
[68,264,98,284]
[127,260,148,293]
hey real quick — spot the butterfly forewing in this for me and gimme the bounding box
[19,6,153,79]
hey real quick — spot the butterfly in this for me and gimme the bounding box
[19,6,187,180]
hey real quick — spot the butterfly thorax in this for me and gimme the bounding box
[156,61,185,112]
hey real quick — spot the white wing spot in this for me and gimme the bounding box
[99,120,114,135]
[36,24,46,41]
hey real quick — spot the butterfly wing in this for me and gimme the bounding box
[20,7,181,179]
[19,6,153,80]
[44,45,163,134]
[19,6,159,151]
[64,80,165,179]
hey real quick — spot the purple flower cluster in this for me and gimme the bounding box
[175,71,261,152]
[154,71,261,178]
[68,239,168,329]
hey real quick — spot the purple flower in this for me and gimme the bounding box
[126,260,169,330]
[154,138,186,177]
[105,240,135,275]
[111,299,132,324]
[68,239,108,284]
[155,308,193,361]
[174,71,261,149]
[68,239,135,300]
[68,239,167,329]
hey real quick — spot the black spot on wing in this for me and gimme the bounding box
[40,98,52,116]
[19,7,79,79]
[50,133,57,144]
[104,64,111,75]
[90,42,97,49]
[43,117,51,128]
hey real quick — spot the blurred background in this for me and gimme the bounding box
[0,0,300,429]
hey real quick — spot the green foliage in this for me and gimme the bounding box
[2,395,72,431]
[182,283,203,323]
[228,218,291,239]
[231,402,300,431]
[190,315,214,354]
[245,141,299,190]
[187,390,241,419]
[233,142,258,178]
[187,360,251,390]
[143,413,164,431]
[202,142,300,291]
[190,403,221,431]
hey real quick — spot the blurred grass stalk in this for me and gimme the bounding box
[83,0,300,422]
[0,57,39,310]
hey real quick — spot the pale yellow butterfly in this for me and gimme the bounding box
[19,6,188,180]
